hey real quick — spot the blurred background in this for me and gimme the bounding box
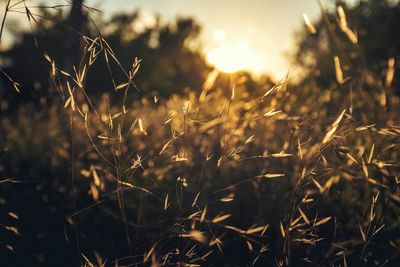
[0,0,400,266]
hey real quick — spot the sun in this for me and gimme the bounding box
[206,41,266,74]
[212,29,226,43]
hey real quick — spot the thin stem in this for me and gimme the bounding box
[0,0,11,46]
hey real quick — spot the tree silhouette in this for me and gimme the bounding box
[0,7,209,107]
[294,0,400,92]
[64,0,86,72]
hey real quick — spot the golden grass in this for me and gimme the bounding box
[1,1,400,266]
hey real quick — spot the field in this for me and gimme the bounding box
[1,0,400,266]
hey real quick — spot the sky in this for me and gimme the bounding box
[3,0,355,78]
[91,0,324,78]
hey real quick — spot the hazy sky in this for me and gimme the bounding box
[90,0,325,78]
[4,0,354,78]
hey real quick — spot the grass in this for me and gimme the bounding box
[1,1,400,266]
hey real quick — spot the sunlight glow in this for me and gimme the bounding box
[212,29,226,43]
[206,41,266,74]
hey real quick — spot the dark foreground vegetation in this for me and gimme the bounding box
[1,0,400,266]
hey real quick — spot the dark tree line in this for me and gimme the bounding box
[294,0,400,91]
[0,0,209,109]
